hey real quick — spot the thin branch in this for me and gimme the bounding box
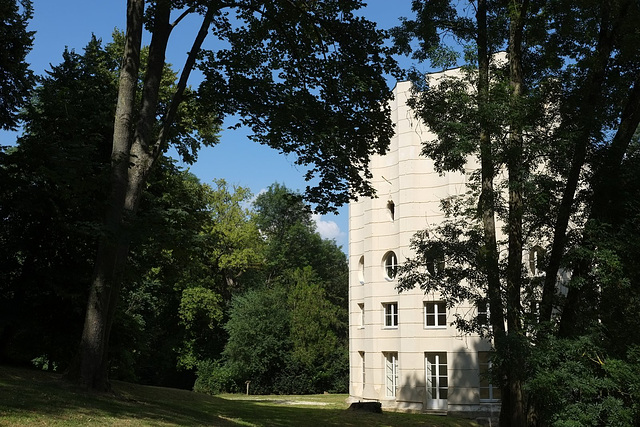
[171,6,196,29]
[154,6,214,160]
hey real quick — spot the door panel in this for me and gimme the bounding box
[425,352,448,410]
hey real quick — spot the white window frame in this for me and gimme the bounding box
[477,300,489,326]
[424,301,447,328]
[383,302,398,328]
[383,251,398,280]
[360,351,366,385]
[358,256,365,284]
[384,352,398,398]
[479,351,501,402]
[425,352,448,402]
[529,245,546,276]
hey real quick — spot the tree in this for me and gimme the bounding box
[393,0,640,423]
[109,164,225,387]
[0,0,34,130]
[97,165,264,388]
[252,183,349,305]
[526,137,640,426]
[210,270,348,395]
[0,39,116,369]
[288,267,348,393]
[197,184,349,394]
[218,284,292,394]
[0,34,225,388]
[73,0,397,390]
[171,179,263,372]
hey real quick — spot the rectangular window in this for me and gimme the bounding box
[479,351,501,401]
[528,300,540,323]
[477,300,488,326]
[383,303,398,328]
[358,303,365,328]
[424,301,447,328]
[384,352,398,397]
[360,351,366,385]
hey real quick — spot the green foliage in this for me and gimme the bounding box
[196,185,349,395]
[221,285,292,394]
[527,337,640,426]
[192,359,238,395]
[0,0,35,130]
[253,184,349,305]
[179,287,223,332]
[525,138,640,426]
[0,44,350,394]
[5,0,379,392]
[394,0,640,424]
[199,179,265,295]
[119,172,261,385]
[218,277,348,395]
[197,1,398,212]
[0,34,238,388]
[288,268,340,368]
[0,37,117,370]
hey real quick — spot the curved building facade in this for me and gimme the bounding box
[348,78,500,419]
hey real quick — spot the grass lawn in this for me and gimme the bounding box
[0,365,479,426]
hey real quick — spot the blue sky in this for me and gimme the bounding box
[2,1,417,252]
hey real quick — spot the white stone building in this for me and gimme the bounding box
[348,77,501,418]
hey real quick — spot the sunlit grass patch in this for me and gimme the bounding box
[0,366,479,426]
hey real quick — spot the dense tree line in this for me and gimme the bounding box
[0,0,397,391]
[395,0,640,425]
[195,184,349,395]
[0,34,349,392]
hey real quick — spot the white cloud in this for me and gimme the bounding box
[243,188,267,211]
[312,213,345,241]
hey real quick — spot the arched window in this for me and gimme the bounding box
[387,200,395,222]
[383,251,398,280]
[427,256,444,275]
[426,246,444,275]
[358,256,365,284]
[529,246,546,276]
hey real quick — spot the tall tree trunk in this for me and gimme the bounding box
[68,0,214,389]
[476,1,513,422]
[96,0,173,368]
[67,0,145,390]
[477,0,504,337]
[97,3,214,376]
[501,1,528,425]
[590,75,640,217]
[558,72,640,337]
[539,1,619,330]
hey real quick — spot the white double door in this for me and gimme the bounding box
[425,352,448,410]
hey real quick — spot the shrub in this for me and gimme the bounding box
[193,359,237,394]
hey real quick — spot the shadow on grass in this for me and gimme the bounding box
[0,366,477,427]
